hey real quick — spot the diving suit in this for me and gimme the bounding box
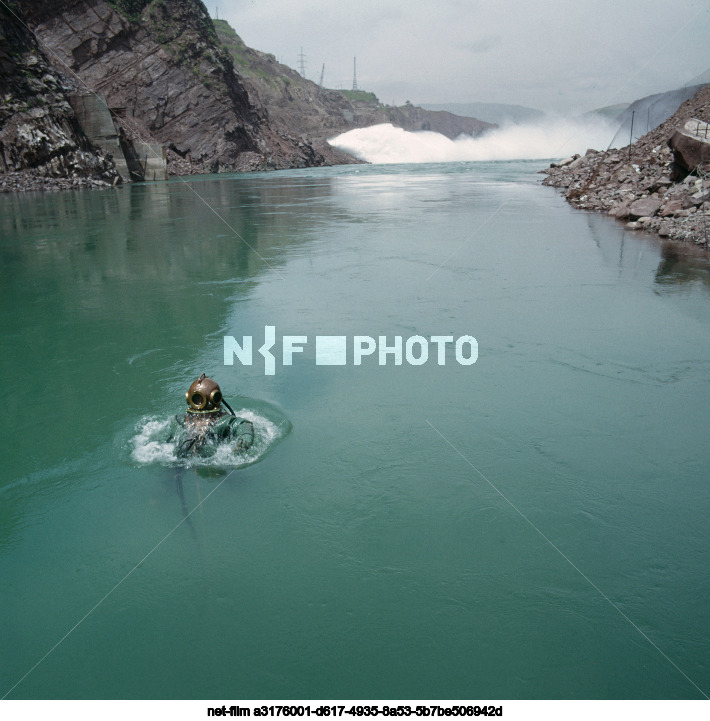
[164,374,254,458]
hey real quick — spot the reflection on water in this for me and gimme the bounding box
[0,175,339,300]
[583,211,710,287]
[0,176,336,478]
[655,241,710,286]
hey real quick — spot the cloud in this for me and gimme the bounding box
[458,36,502,55]
[216,0,710,112]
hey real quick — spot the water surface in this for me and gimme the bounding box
[1,161,709,700]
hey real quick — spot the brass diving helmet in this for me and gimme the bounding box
[185,373,223,411]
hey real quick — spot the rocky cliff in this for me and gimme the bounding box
[19,0,354,174]
[542,85,710,245]
[0,2,119,190]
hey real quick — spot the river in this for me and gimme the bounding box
[1,160,709,700]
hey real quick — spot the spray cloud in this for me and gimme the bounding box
[328,115,619,164]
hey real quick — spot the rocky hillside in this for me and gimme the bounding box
[2,0,358,189]
[19,0,353,174]
[214,19,495,146]
[421,101,545,126]
[0,2,119,190]
[542,85,710,245]
[607,83,709,148]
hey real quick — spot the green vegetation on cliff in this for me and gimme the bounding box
[340,89,380,105]
[106,0,218,46]
[213,18,286,88]
[213,18,242,51]
[213,18,381,107]
[104,0,151,23]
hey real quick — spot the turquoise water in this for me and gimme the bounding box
[1,161,709,700]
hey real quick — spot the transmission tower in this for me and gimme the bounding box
[319,63,325,87]
[298,47,307,78]
[352,56,358,91]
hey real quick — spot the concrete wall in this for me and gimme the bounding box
[68,93,131,181]
[126,141,168,182]
[69,93,167,182]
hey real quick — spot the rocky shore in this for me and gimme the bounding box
[542,85,710,245]
[0,169,116,192]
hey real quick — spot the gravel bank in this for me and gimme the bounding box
[541,86,710,245]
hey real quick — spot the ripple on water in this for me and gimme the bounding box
[130,406,291,469]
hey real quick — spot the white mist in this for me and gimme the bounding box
[328,116,619,164]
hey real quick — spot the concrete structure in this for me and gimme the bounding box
[68,93,131,181]
[68,93,167,182]
[138,142,167,181]
[121,139,168,182]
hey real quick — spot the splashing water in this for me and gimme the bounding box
[130,408,290,469]
[328,116,618,164]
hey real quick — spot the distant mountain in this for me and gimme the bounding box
[608,83,709,148]
[420,102,545,126]
[585,103,629,122]
[685,68,710,86]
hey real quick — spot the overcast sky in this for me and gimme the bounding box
[211,0,710,114]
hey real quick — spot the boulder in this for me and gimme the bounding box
[658,221,673,237]
[668,119,710,175]
[643,177,672,193]
[628,196,662,220]
[664,188,697,209]
[660,200,684,216]
[609,199,633,219]
[551,154,579,168]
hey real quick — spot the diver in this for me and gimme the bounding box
[164,374,254,458]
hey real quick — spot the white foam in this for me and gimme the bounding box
[328,116,618,164]
[131,416,177,465]
[130,411,287,469]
